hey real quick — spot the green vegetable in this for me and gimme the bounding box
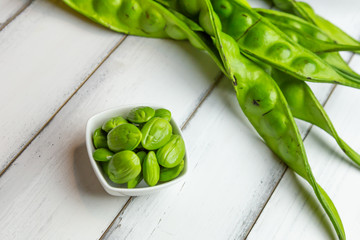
[141,117,172,150]
[92,127,108,149]
[272,0,360,49]
[108,150,141,184]
[93,148,114,162]
[160,160,185,182]
[255,8,360,53]
[102,116,128,132]
[127,151,147,188]
[127,106,155,123]
[254,8,360,84]
[199,1,345,239]
[63,0,225,73]
[216,0,360,89]
[157,134,185,168]
[107,123,142,152]
[265,67,360,166]
[142,151,160,186]
[154,108,171,121]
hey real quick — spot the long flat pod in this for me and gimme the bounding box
[216,0,360,89]
[271,0,360,49]
[254,8,360,84]
[202,0,345,239]
[255,8,360,53]
[63,0,225,72]
[272,69,360,166]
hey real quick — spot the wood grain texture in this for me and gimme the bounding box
[0,0,122,173]
[0,34,220,240]
[247,0,360,239]
[0,0,32,30]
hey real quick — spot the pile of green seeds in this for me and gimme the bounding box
[92,106,185,188]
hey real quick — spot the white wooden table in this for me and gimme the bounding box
[1,0,360,239]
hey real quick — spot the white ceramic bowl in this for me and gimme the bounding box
[86,105,188,196]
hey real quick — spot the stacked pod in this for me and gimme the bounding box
[92,106,185,188]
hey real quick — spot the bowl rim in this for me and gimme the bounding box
[85,104,188,195]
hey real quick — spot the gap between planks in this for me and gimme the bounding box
[0,35,127,178]
[0,0,34,32]
[242,53,357,240]
[99,72,224,240]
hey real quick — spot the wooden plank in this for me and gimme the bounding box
[0,34,220,239]
[0,0,123,173]
[0,0,31,30]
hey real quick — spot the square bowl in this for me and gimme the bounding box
[86,105,188,196]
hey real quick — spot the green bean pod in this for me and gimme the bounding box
[63,0,225,72]
[255,8,360,53]
[254,8,360,84]
[214,0,360,89]
[271,0,360,50]
[271,68,360,167]
[202,1,345,239]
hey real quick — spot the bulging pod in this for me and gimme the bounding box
[93,0,121,15]
[118,0,142,27]
[221,10,257,40]
[259,110,288,138]
[141,117,172,150]
[165,25,187,40]
[213,0,233,18]
[157,134,185,168]
[273,0,293,11]
[108,150,141,184]
[244,84,278,116]
[140,8,166,33]
[107,123,142,152]
[266,43,292,62]
[179,0,202,16]
[143,151,160,186]
[160,160,185,182]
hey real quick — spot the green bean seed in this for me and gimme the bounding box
[127,106,155,123]
[159,160,185,182]
[127,151,147,188]
[154,108,171,121]
[143,151,160,186]
[93,148,114,162]
[141,117,172,150]
[108,150,141,184]
[157,134,185,168]
[93,128,108,149]
[102,116,128,132]
[107,123,142,152]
